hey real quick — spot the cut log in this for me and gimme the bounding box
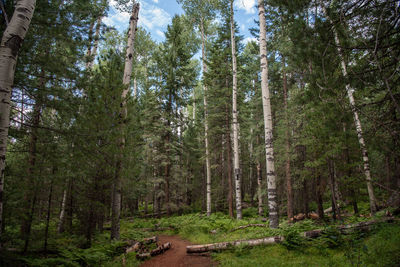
[143,236,158,244]
[125,236,158,254]
[151,242,171,256]
[125,242,140,254]
[230,224,268,232]
[186,236,283,253]
[136,253,151,260]
[136,242,171,260]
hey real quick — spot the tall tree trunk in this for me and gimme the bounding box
[256,149,263,216]
[315,174,324,220]
[58,187,67,233]
[282,57,293,220]
[249,125,254,206]
[44,175,54,252]
[164,134,171,216]
[85,20,95,67]
[22,68,45,253]
[0,0,36,245]
[200,18,212,217]
[226,108,234,218]
[230,0,242,220]
[328,159,341,220]
[111,2,139,240]
[258,0,279,228]
[86,2,105,69]
[343,124,359,215]
[322,5,377,215]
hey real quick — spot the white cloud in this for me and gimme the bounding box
[243,37,257,44]
[156,29,164,37]
[105,0,171,39]
[139,4,171,30]
[234,0,256,14]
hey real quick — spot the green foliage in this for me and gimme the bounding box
[282,227,306,250]
[343,224,400,267]
[315,226,344,249]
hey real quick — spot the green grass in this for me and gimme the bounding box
[2,206,399,267]
[213,245,347,267]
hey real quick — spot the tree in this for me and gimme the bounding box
[177,0,217,217]
[228,0,242,220]
[321,2,377,215]
[155,15,199,215]
[0,0,36,244]
[111,1,140,240]
[258,0,279,228]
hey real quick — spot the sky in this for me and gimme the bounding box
[104,0,258,44]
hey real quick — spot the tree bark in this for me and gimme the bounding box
[22,67,45,253]
[315,174,324,220]
[86,1,105,69]
[230,0,242,220]
[282,57,293,220]
[226,105,233,218]
[258,0,279,228]
[44,176,54,251]
[200,18,212,217]
[0,0,36,244]
[256,134,263,217]
[187,236,283,253]
[328,159,340,220]
[322,5,377,215]
[111,2,140,240]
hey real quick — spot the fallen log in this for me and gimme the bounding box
[302,217,396,238]
[186,236,283,253]
[136,242,171,260]
[125,236,158,254]
[187,217,396,253]
[230,224,268,232]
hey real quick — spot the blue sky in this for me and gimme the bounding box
[105,0,258,44]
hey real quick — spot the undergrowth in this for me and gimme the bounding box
[2,206,399,266]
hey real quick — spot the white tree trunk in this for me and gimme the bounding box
[258,0,279,228]
[111,2,140,240]
[57,188,67,233]
[323,5,377,214]
[187,236,283,253]
[200,19,212,217]
[230,0,242,220]
[0,0,36,242]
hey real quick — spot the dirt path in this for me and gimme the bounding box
[140,235,217,267]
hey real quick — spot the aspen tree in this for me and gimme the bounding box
[230,0,242,220]
[177,0,216,217]
[322,4,377,214]
[258,0,279,228]
[0,0,36,242]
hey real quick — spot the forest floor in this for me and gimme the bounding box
[140,235,216,267]
[1,205,400,266]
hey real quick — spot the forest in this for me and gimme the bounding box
[0,0,399,266]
